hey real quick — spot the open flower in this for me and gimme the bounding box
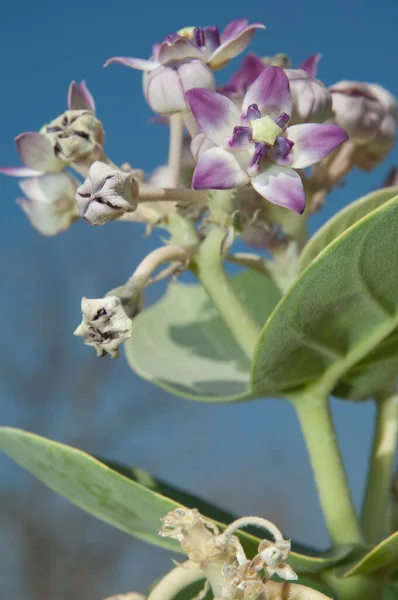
[187,67,348,213]
[105,19,265,73]
[17,172,79,235]
[220,53,332,125]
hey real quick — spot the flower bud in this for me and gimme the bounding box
[42,110,105,164]
[74,296,132,358]
[17,172,79,236]
[145,61,215,115]
[76,161,139,225]
[330,81,397,169]
[285,69,333,125]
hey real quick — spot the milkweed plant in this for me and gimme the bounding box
[1,18,398,600]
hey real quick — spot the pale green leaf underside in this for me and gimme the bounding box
[251,196,398,399]
[125,272,281,402]
[0,427,351,573]
[300,187,398,270]
[343,530,398,577]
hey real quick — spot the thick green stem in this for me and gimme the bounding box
[361,389,398,544]
[291,390,363,546]
[192,227,261,360]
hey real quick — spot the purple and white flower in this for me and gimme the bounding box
[186,67,348,214]
[17,172,79,236]
[0,81,98,178]
[105,19,265,73]
[104,20,264,114]
[220,53,332,125]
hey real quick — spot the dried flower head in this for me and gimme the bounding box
[42,110,104,164]
[74,296,132,358]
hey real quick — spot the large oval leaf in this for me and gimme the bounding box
[0,427,351,574]
[343,530,398,578]
[300,187,398,270]
[251,196,398,399]
[125,271,281,402]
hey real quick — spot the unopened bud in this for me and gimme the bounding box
[76,161,139,225]
[42,109,105,164]
[146,61,215,115]
[286,69,333,125]
[330,81,397,169]
[74,296,132,358]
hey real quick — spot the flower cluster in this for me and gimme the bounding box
[1,17,397,358]
[155,509,331,600]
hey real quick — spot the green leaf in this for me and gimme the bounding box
[125,271,281,402]
[300,187,398,270]
[0,427,351,574]
[343,530,398,577]
[251,195,398,400]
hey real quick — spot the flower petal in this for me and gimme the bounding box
[210,22,265,69]
[0,166,42,177]
[192,147,249,189]
[17,173,78,236]
[275,564,298,581]
[185,88,240,146]
[19,171,77,203]
[104,56,159,71]
[157,37,204,64]
[243,66,292,120]
[251,164,306,214]
[286,123,349,169]
[191,133,215,160]
[299,53,322,78]
[68,81,96,112]
[146,65,185,114]
[220,53,266,96]
[16,133,65,172]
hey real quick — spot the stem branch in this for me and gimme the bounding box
[361,388,398,544]
[192,227,261,360]
[138,187,208,204]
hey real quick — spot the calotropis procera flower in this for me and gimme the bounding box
[220,53,332,125]
[76,161,139,225]
[104,20,264,115]
[74,296,132,358]
[17,172,79,236]
[329,80,398,169]
[187,67,348,213]
[0,81,98,179]
[105,19,265,73]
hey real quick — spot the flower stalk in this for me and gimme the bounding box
[361,386,398,544]
[290,389,363,546]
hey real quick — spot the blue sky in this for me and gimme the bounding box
[1,0,398,596]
